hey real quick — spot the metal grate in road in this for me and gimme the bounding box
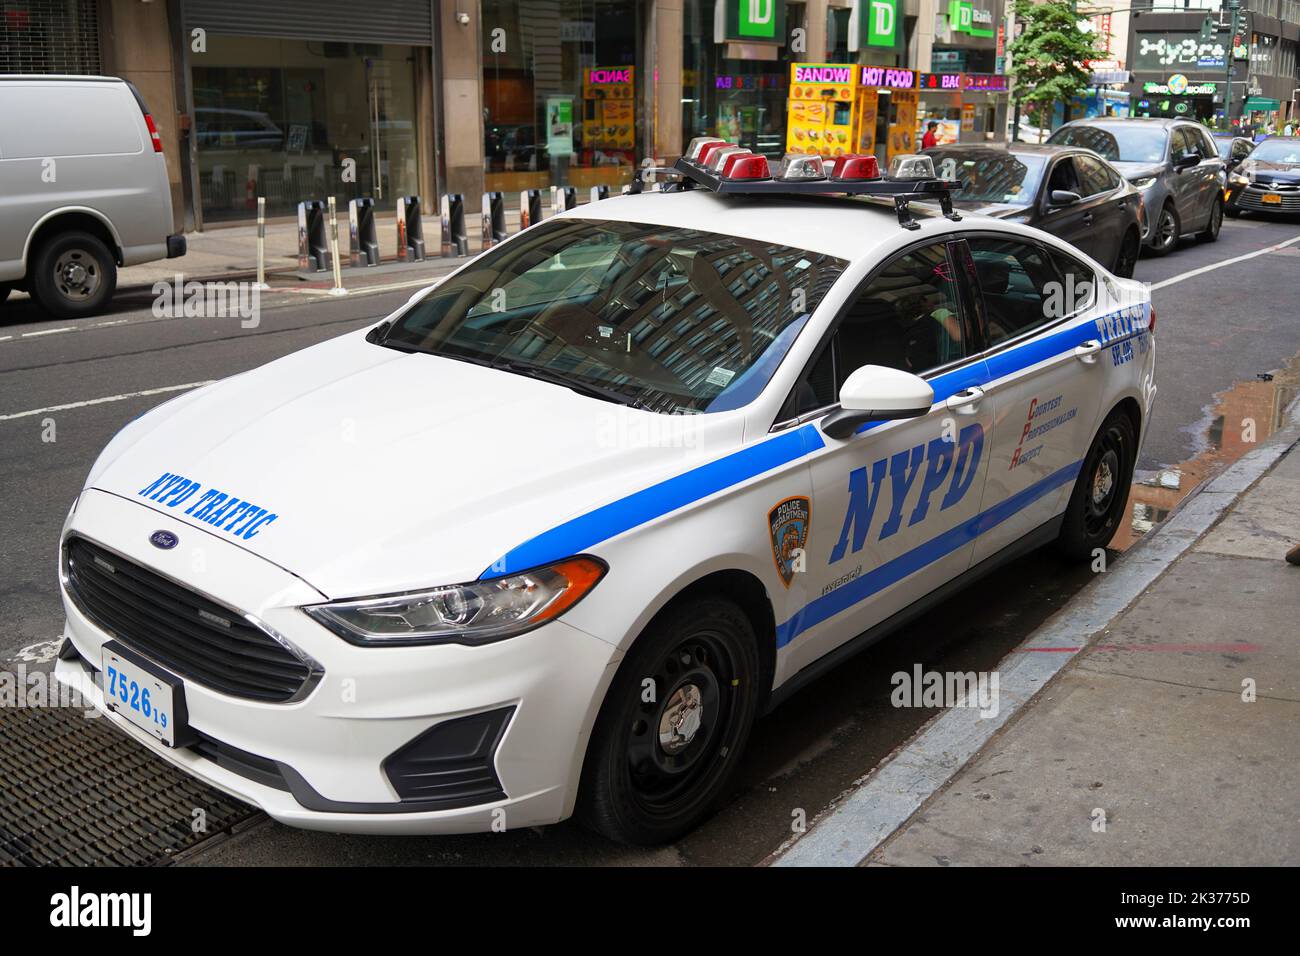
[0,702,258,866]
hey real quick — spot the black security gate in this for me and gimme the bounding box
[0,0,102,75]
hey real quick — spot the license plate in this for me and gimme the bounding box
[101,642,188,747]
[1262,193,1283,205]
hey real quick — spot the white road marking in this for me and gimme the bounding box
[1150,233,1300,290]
[0,380,215,422]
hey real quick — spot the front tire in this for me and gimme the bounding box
[30,231,117,319]
[1197,197,1223,241]
[1147,203,1180,257]
[578,597,761,845]
[1056,409,1137,560]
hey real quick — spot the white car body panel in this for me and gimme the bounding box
[56,189,1155,834]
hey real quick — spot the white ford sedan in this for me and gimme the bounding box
[54,148,1155,844]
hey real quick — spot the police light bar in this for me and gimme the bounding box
[828,154,881,181]
[706,146,751,173]
[776,153,826,181]
[685,136,725,162]
[888,154,937,180]
[695,141,735,168]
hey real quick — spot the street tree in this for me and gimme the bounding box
[1007,0,1109,140]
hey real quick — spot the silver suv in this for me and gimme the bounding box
[1047,117,1226,256]
[0,75,186,318]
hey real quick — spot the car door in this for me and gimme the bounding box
[1037,156,1097,259]
[1186,125,1223,227]
[775,240,995,675]
[961,235,1105,565]
[1071,154,1128,266]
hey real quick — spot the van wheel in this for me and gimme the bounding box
[1147,203,1180,256]
[578,597,760,845]
[1197,198,1222,241]
[1056,409,1137,560]
[31,231,117,319]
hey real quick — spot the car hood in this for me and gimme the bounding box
[1246,160,1300,183]
[86,329,744,599]
[1111,160,1166,181]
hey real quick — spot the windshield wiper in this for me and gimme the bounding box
[494,360,644,409]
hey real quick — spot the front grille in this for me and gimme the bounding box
[64,536,317,703]
[1239,185,1300,210]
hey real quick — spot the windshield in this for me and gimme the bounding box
[377,219,847,414]
[1048,124,1168,164]
[1249,140,1300,164]
[932,151,1047,206]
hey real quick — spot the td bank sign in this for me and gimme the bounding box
[720,0,786,41]
[947,1,995,39]
[850,0,899,50]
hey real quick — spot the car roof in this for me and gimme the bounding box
[1059,117,1188,129]
[561,187,934,261]
[928,142,1074,158]
[0,74,125,83]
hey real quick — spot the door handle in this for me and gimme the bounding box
[945,386,985,413]
[1081,213,1094,225]
[1074,340,1102,364]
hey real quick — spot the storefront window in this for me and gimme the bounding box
[682,1,805,158]
[482,0,643,197]
[192,36,420,223]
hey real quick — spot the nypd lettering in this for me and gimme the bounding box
[137,471,278,540]
[829,423,984,565]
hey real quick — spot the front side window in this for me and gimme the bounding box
[378,219,846,414]
[1074,155,1117,196]
[781,243,967,419]
[967,237,1060,346]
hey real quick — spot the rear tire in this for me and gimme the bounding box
[1147,203,1180,257]
[1056,409,1137,560]
[30,231,117,319]
[1197,197,1223,241]
[578,596,761,845]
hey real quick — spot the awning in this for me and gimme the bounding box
[1243,97,1281,112]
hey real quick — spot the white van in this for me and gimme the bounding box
[0,75,186,319]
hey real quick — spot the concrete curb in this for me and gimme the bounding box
[769,399,1300,867]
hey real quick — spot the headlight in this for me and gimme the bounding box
[1131,177,1158,190]
[1230,173,1249,186]
[304,556,607,646]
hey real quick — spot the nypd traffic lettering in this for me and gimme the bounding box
[137,471,278,539]
[829,423,984,564]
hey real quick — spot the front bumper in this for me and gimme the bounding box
[1226,181,1300,213]
[166,234,187,259]
[55,489,621,834]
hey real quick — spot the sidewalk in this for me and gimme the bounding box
[115,208,525,291]
[775,405,1300,867]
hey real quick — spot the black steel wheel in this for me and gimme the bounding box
[1056,409,1137,560]
[579,597,760,845]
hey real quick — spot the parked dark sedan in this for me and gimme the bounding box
[922,143,1143,277]
[1225,137,1300,217]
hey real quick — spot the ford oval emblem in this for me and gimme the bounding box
[149,530,178,550]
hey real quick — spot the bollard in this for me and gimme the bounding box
[561,186,577,211]
[440,193,469,257]
[348,198,380,267]
[396,195,426,262]
[254,197,271,291]
[519,189,543,230]
[296,199,329,272]
[481,192,507,249]
[327,196,347,295]
[590,185,610,203]
[548,185,558,218]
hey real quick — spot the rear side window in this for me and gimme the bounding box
[1046,248,1097,315]
[0,84,143,159]
[966,237,1060,346]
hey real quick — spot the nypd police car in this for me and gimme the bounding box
[54,141,1155,845]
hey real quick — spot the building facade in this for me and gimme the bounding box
[1125,0,1300,129]
[1,0,1011,230]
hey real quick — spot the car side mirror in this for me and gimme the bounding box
[1049,189,1082,207]
[821,365,935,439]
[1175,150,1200,170]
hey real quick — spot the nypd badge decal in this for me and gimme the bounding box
[769,496,811,588]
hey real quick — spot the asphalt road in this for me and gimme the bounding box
[1,212,1298,865]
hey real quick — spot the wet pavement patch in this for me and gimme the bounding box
[0,703,258,866]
